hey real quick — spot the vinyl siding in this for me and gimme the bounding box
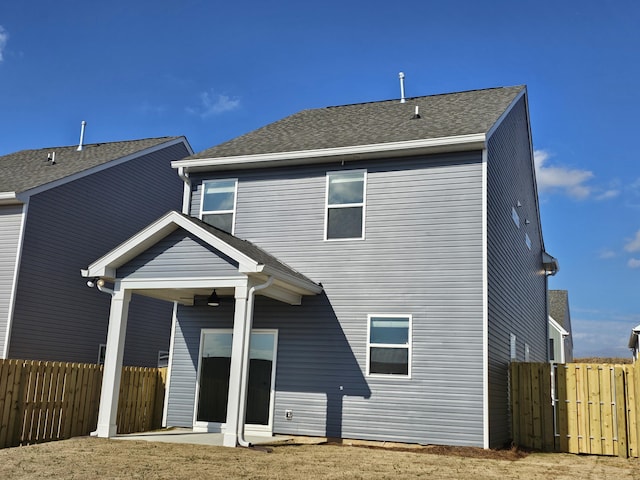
[170,151,486,447]
[486,96,548,447]
[117,230,240,278]
[7,142,189,365]
[0,204,24,357]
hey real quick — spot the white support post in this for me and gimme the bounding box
[223,283,249,447]
[94,287,132,438]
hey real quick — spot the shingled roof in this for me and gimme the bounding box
[549,290,570,329]
[187,86,525,160]
[0,137,182,194]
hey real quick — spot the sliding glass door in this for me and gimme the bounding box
[195,329,277,433]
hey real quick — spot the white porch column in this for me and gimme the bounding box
[95,287,132,438]
[223,283,249,447]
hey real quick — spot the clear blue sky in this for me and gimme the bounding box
[1,1,638,358]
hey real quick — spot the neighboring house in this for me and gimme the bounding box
[548,290,573,364]
[628,324,640,361]
[0,136,192,366]
[84,85,558,448]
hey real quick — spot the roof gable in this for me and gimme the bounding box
[187,86,525,161]
[82,210,321,295]
[0,137,186,195]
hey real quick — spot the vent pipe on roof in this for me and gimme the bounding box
[77,120,87,151]
[399,72,406,103]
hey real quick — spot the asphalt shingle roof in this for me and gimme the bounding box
[549,290,570,328]
[188,86,525,160]
[0,137,181,194]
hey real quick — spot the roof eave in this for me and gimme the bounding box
[172,134,487,172]
[0,192,22,205]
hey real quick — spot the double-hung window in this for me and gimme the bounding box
[367,315,411,376]
[325,170,366,240]
[200,179,237,234]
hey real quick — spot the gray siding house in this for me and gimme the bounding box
[84,85,558,448]
[0,136,192,366]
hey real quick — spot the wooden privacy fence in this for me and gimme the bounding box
[511,362,640,457]
[0,359,167,449]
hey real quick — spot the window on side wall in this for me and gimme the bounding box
[367,315,411,376]
[325,170,366,240]
[201,179,237,234]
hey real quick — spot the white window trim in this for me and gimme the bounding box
[324,169,367,241]
[199,178,238,235]
[510,333,517,360]
[192,328,278,435]
[366,314,412,378]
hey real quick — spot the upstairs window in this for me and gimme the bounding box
[325,170,366,240]
[201,179,237,234]
[367,315,411,376]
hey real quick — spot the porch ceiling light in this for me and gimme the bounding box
[207,290,220,307]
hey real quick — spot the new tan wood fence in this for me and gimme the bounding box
[511,362,640,457]
[0,359,166,448]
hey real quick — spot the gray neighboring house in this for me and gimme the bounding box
[628,324,640,361]
[84,85,559,448]
[0,136,192,366]
[548,290,573,364]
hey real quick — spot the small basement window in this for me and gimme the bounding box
[201,179,237,234]
[325,170,366,240]
[367,315,411,376]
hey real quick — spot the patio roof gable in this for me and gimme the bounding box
[81,211,322,299]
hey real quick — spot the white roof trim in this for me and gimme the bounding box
[628,324,640,349]
[549,316,569,337]
[83,211,260,279]
[0,192,21,205]
[172,134,487,171]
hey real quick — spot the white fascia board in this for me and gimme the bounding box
[172,134,487,172]
[22,137,192,199]
[262,266,322,295]
[120,276,248,290]
[83,212,181,279]
[0,192,21,205]
[548,316,569,336]
[83,211,260,280]
[628,324,640,349]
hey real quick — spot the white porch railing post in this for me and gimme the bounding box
[223,283,249,447]
[95,287,131,438]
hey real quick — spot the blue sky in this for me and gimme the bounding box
[1,1,638,357]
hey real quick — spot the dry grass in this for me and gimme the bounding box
[0,437,638,479]
[573,357,633,364]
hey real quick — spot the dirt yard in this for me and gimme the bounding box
[0,437,637,479]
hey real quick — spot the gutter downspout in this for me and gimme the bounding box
[177,167,191,215]
[237,276,274,447]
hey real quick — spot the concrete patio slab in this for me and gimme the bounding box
[114,428,293,447]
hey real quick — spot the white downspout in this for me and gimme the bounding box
[237,276,274,447]
[177,167,191,215]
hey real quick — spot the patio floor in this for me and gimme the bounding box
[114,428,295,447]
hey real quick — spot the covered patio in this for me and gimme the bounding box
[82,211,321,447]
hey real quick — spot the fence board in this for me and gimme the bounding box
[556,365,568,452]
[614,366,628,458]
[0,360,166,449]
[512,362,640,458]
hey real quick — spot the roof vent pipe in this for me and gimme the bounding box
[77,120,87,151]
[399,72,406,103]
